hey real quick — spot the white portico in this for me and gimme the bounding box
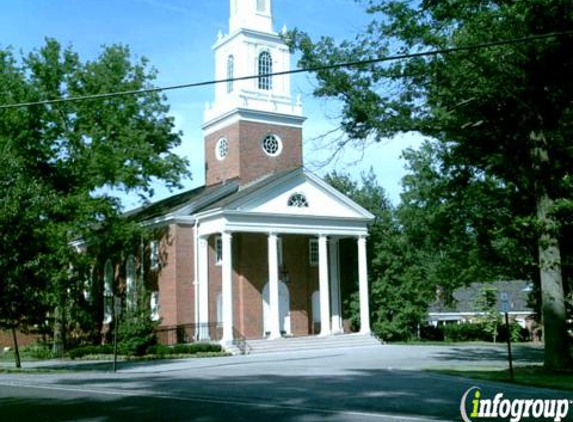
[190,168,373,344]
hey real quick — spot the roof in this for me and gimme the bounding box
[203,168,302,211]
[125,179,239,222]
[124,166,375,224]
[429,280,534,314]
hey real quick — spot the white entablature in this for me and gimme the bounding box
[191,168,374,238]
[204,0,303,130]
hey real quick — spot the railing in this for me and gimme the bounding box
[232,328,253,355]
[155,323,222,345]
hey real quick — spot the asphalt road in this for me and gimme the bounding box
[0,344,570,422]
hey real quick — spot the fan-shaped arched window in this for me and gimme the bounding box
[227,55,234,93]
[287,193,309,208]
[258,51,272,90]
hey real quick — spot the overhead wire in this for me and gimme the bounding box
[0,30,572,110]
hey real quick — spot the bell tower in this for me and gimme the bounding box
[203,0,305,186]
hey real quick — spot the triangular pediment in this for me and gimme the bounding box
[218,169,374,220]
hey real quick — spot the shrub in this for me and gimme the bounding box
[146,343,222,356]
[443,322,491,342]
[146,344,171,356]
[68,345,114,359]
[171,343,222,354]
[117,307,159,356]
[26,344,54,360]
[419,325,444,341]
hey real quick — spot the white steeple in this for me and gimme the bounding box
[229,0,273,34]
[203,0,303,133]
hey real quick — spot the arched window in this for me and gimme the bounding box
[287,193,309,208]
[126,255,136,310]
[103,259,113,323]
[227,55,234,93]
[258,51,272,90]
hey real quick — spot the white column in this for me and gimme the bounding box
[358,236,371,334]
[329,238,343,334]
[221,232,234,343]
[198,237,210,340]
[318,235,331,336]
[268,233,281,339]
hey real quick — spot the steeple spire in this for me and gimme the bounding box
[229,0,273,34]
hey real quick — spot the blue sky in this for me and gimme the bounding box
[0,0,423,207]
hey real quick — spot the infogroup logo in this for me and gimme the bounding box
[460,387,571,422]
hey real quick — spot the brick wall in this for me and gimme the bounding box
[156,227,353,340]
[205,120,302,186]
[0,330,41,348]
[156,224,196,327]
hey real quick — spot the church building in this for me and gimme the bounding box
[132,0,374,349]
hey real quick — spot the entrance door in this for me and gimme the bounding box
[262,281,291,336]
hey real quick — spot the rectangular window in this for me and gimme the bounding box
[215,236,223,266]
[309,239,319,266]
[256,0,266,13]
[150,240,159,270]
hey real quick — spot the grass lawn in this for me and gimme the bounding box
[429,366,573,391]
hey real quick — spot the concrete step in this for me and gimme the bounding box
[233,333,382,355]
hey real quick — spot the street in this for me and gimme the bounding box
[0,344,569,422]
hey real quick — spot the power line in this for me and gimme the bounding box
[1,30,572,110]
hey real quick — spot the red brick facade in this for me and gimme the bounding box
[205,120,303,186]
[155,227,350,341]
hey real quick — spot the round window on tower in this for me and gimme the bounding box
[261,134,283,157]
[215,137,229,161]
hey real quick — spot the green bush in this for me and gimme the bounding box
[171,343,222,354]
[25,344,54,360]
[497,322,529,342]
[68,345,114,359]
[146,343,222,356]
[419,325,444,341]
[117,308,159,356]
[146,344,171,356]
[443,322,491,342]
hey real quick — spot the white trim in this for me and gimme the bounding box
[195,212,370,238]
[318,235,331,336]
[203,108,305,136]
[358,236,371,334]
[221,232,234,343]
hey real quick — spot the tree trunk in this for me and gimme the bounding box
[536,193,570,369]
[530,130,571,370]
[11,326,21,369]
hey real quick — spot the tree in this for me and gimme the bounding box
[289,0,572,369]
[326,170,431,341]
[0,39,190,366]
[474,286,500,343]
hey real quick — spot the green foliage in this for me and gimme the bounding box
[474,286,501,343]
[443,323,492,342]
[289,0,572,368]
[327,170,430,341]
[442,321,528,343]
[68,344,114,359]
[0,38,190,357]
[117,305,159,357]
[146,343,222,356]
